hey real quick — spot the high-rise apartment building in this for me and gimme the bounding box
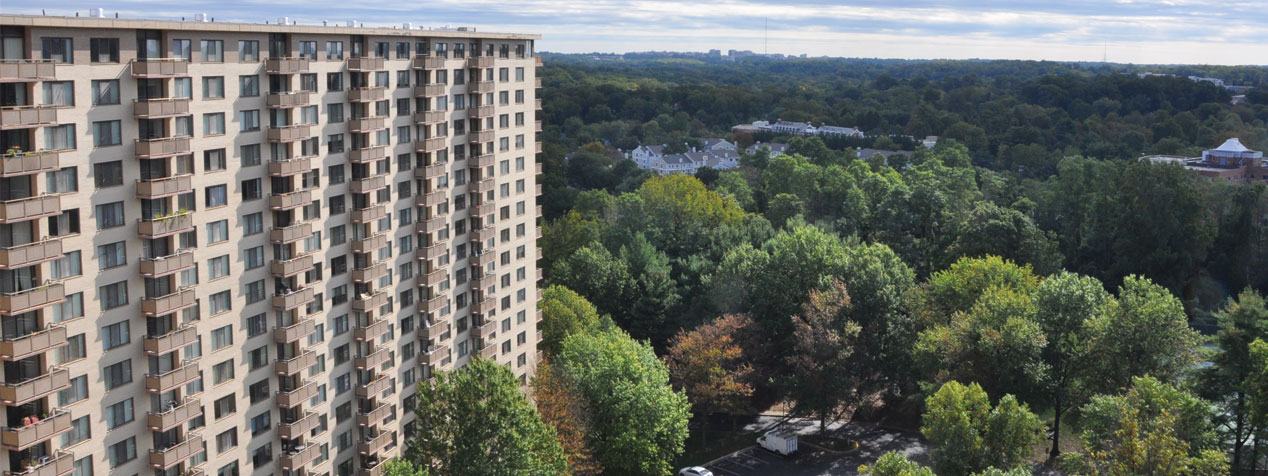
[0,13,542,476]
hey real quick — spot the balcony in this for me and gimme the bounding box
[275,350,317,375]
[422,267,447,286]
[0,150,60,177]
[0,284,63,316]
[476,319,497,340]
[467,56,494,68]
[468,130,495,144]
[279,410,319,439]
[140,250,196,278]
[0,325,66,362]
[135,174,193,199]
[267,91,312,108]
[415,216,446,234]
[470,153,496,168]
[0,106,56,131]
[272,287,316,311]
[355,347,391,369]
[535,78,542,88]
[0,195,57,225]
[412,56,446,69]
[271,223,314,244]
[349,116,386,132]
[421,295,446,314]
[269,189,312,210]
[535,120,543,132]
[280,443,322,471]
[266,57,311,74]
[145,361,199,393]
[149,433,202,469]
[357,375,392,398]
[469,202,495,217]
[270,254,314,277]
[352,263,388,283]
[146,397,202,431]
[135,136,191,159]
[269,156,312,176]
[537,205,543,218]
[346,56,385,71]
[348,87,386,102]
[350,176,388,194]
[420,242,447,261]
[141,288,197,317]
[470,273,496,290]
[354,318,390,341]
[536,162,543,175]
[348,145,387,163]
[352,290,389,312]
[2,450,73,476]
[470,82,494,95]
[351,233,388,254]
[470,297,496,315]
[362,456,388,476]
[536,141,543,154]
[137,212,194,238]
[480,341,498,359]
[0,60,56,82]
[469,178,496,194]
[416,137,447,153]
[419,318,447,341]
[142,325,198,355]
[0,368,68,405]
[357,400,392,427]
[351,205,387,223]
[0,409,71,450]
[415,162,447,180]
[0,239,62,270]
[268,124,312,143]
[130,58,189,78]
[535,99,542,110]
[274,317,316,343]
[417,190,447,207]
[132,98,190,118]
[422,345,449,366]
[359,430,392,455]
[277,380,316,407]
[414,84,446,98]
[470,225,495,243]
[536,184,543,196]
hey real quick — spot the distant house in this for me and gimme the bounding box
[628,145,666,168]
[746,142,790,156]
[732,120,865,138]
[1142,138,1267,184]
[701,138,737,151]
[922,136,939,148]
[817,125,865,138]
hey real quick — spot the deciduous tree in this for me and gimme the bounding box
[533,361,604,475]
[921,381,1044,476]
[664,314,756,444]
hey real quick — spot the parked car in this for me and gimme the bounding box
[757,429,799,456]
[678,466,714,476]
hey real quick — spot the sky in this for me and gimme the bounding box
[6,0,1268,65]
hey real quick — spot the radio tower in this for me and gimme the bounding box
[764,17,768,55]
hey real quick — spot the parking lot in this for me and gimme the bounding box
[694,419,933,476]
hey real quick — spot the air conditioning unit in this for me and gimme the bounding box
[194,13,209,22]
[88,8,104,18]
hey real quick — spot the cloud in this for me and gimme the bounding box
[5,0,1265,64]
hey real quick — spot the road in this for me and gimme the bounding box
[699,417,933,476]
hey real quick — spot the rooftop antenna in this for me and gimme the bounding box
[1102,41,1107,63]
[764,17,768,55]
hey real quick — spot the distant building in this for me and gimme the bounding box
[922,136,939,148]
[746,141,791,156]
[1143,138,1267,184]
[731,120,864,138]
[625,139,744,175]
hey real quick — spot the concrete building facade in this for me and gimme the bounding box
[0,13,541,476]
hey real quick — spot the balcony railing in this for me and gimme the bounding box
[132,98,190,118]
[469,178,495,194]
[419,320,448,342]
[349,175,388,194]
[356,374,392,398]
[267,91,312,108]
[351,233,388,254]
[0,150,60,177]
[0,368,68,405]
[268,156,312,176]
[468,130,495,144]
[414,84,446,98]
[470,153,496,168]
[411,56,446,69]
[148,433,203,469]
[0,325,67,362]
[135,174,193,199]
[348,145,387,163]
[346,56,386,71]
[269,189,312,210]
[356,400,392,427]
[141,287,197,316]
[421,267,447,286]
[480,341,498,359]
[351,205,387,223]
[348,87,386,102]
[136,212,194,238]
[270,253,314,277]
[273,317,316,343]
[135,136,191,159]
[280,443,322,471]
[131,58,189,78]
[144,361,200,393]
[0,195,59,224]
[354,319,390,342]
[277,380,316,407]
[421,295,447,314]
[423,345,450,366]
[417,190,447,207]
[352,290,389,312]
[143,325,199,355]
[355,347,391,370]
[2,450,73,476]
[415,162,447,180]
[416,137,447,153]
[467,56,494,68]
[0,59,57,82]
[278,410,319,439]
[139,250,196,278]
[416,216,446,234]
[420,243,447,261]
[272,287,316,311]
[275,350,317,375]
[268,124,312,143]
[352,263,388,283]
[266,57,311,74]
[470,297,496,315]
[146,397,202,431]
[349,116,386,132]
[358,430,392,455]
[0,283,64,316]
[470,81,494,94]
[0,239,62,270]
[271,223,314,244]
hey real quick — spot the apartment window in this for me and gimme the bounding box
[174,77,192,98]
[58,375,88,405]
[239,40,259,61]
[326,41,343,60]
[210,325,233,350]
[91,79,120,105]
[204,112,226,135]
[108,437,136,467]
[210,290,232,315]
[93,161,123,187]
[244,246,264,269]
[207,220,229,243]
[246,279,265,304]
[212,359,235,384]
[97,241,126,269]
[201,40,223,62]
[50,250,80,279]
[203,76,225,98]
[218,461,239,476]
[103,360,132,389]
[248,346,268,370]
[216,428,238,452]
[300,73,318,91]
[242,178,263,200]
[299,40,318,59]
[61,416,90,446]
[248,379,270,404]
[252,443,273,468]
[53,293,84,322]
[41,37,72,63]
[99,281,128,310]
[327,134,345,153]
[240,109,260,132]
[240,74,260,96]
[44,124,76,150]
[42,81,73,106]
[328,103,344,122]
[105,398,134,429]
[102,321,130,350]
[250,411,270,434]
[241,143,262,166]
[59,334,87,363]
[88,37,120,63]
[244,212,263,235]
[326,72,343,91]
[301,105,318,124]
[206,184,228,207]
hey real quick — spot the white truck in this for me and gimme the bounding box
[756,429,798,456]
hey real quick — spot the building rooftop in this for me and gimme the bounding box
[0,13,540,40]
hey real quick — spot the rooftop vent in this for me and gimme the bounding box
[278,17,289,25]
[194,13,209,22]
[88,8,104,18]
[402,22,412,29]
[346,20,356,27]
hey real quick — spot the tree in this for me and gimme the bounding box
[944,202,1063,276]
[767,193,806,229]
[1109,161,1215,298]
[1077,376,1218,458]
[913,256,1040,328]
[554,330,691,476]
[1202,289,1268,472]
[533,361,604,475]
[382,459,430,476]
[713,171,756,212]
[1062,409,1227,476]
[549,244,632,321]
[786,282,862,431]
[664,314,756,444]
[539,285,604,356]
[408,359,568,476]
[1086,276,1202,392]
[858,452,937,476]
[921,381,1044,476]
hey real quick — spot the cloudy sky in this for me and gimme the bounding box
[7,0,1267,65]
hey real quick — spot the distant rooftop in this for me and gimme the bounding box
[0,13,540,40]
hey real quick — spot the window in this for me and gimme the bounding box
[241,143,261,166]
[250,411,271,434]
[43,81,73,106]
[204,148,227,171]
[212,359,235,384]
[207,220,229,243]
[211,325,233,349]
[91,80,120,105]
[218,461,239,476]
[326,41,343,60]
[108,437,136,467]
[327,72,343,91]
[201,40,224,62]
[242,178,262,200]
[62,416,90,446]
[53,292,84,322]
[240,109,260,131]
[99,281,128,310]
[248,379,270,404]
[59,334,86,363]
[41,38,72,63]
[98,241,126,269]
[203,76,225,98]
[90,120,121,147]
[328,103,344,122]
[93,161,123,187]
[252,442,273,468]
[239,74,260,96]
[50,250,81,279]
[238,40,259,61]
[210,290,231,315]
[244,246,264,269]
[103,359,132,389]
[105,398,134,428]
[246,279,265,304]
[174,77,192,98]
[90,37,119,63]
[327,134,345,153]
[206,184,228,207]
[58,375,88,406]
[102,321,130,350]
[216,428,238,452]
[204,112,226,135]
[244,212,263,235]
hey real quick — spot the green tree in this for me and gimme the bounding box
[549,244,633,321]
[713,171,756,212]
[1202,289,1268,472]
[921,381,1044,476]
[541,211,605,272]
[944,201,1063,276]
[382,459,430,476]
[1086,276,1202,392]
[786,281,862,431]
[539,285,604,356]
[913,256,1040,327]
[767,193,806,229]
[1077,376,1218,458]
[408,359,568,476]
[1109,161,1215,298]
[554,330,691,476]
[858,452,937,476]
[1062,409,1227,476]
